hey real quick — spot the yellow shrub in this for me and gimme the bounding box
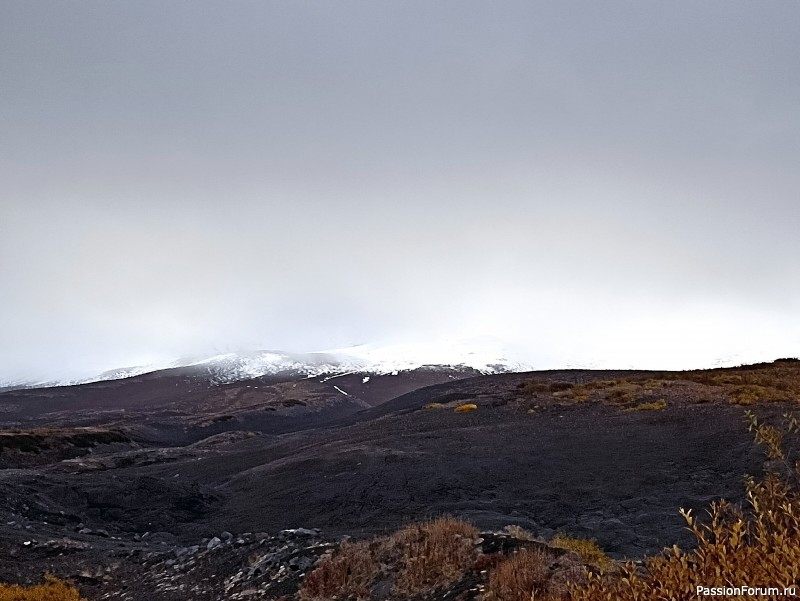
[729,384,767,405]
[0,576,86,601]
[627,399,667,412]
[454,403,478,413]
[550,533,611,568]
[563,385,590,402]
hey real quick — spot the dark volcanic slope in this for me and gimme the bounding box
[0,369,778,563]
[210,376,765,557]
[0,365,480,443]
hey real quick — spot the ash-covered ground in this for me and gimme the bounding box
[0,364,783,599]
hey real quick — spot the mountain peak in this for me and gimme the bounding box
[1,338,534,390]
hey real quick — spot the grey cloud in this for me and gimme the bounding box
[1,1,799,380]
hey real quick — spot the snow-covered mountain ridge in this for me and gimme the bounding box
[191,341,533,385]
[2,338,536,389]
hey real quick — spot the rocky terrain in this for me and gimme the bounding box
[1,360,797,599]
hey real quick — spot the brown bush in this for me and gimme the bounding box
[298,541,377,600]
[299,517,479,599]
[517,380,550,394]
[605,387,635,405]
[0,576,86,601]
[484,548,553,601]
[473,552,504,572]
[386,518,479,595]
[484,547,586,601]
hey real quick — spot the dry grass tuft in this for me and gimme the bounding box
[0,576,86,601]
[503,524,536,540]
[484,547,586,601]
[454,403,478,413]
[300,517,479,599]
[484,548,553,601]
[298,541,377,600]
[387,518,480,595]
[729,384,769,405]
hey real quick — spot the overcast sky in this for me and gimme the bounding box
[2,1,799,381]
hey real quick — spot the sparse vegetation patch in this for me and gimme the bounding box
[299,518,479,599]
[0,428,129,454]
[298,541,376,600]
[484,547,575,601]
[388,518,480,595]
[550,533,611,568]
[0,575,86,601]
[514,360,800,410]
[627,399,667,412]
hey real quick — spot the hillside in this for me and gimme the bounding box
[0,360,798,598]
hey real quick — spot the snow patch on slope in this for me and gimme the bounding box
[323,336,533,376]
[5,336,535,389]
[187,351,371,384]
[182,337,533,385]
